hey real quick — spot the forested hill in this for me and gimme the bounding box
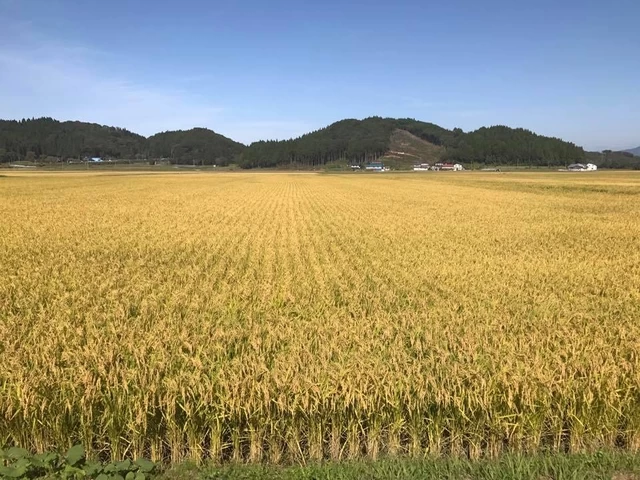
[0,118,147,162]
[3,115,633,168]
[147,128,244,166]
[0,118,243,165]
[240,117,586,168]
[240,117,453,168]
[585,150,640,169]
[444,125,585,166]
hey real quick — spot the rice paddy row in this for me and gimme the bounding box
[1,171,639,463]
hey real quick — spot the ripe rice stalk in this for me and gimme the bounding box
[0,171,639,463]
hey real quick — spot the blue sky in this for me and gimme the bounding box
[0,0,638,150]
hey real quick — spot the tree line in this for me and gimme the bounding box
[442,125,586,166]
[0,118,146,163]
[2,116,638,168]
[0,118,243,166]
[586,150,640,170]
[147,128,244,166]
[241,117,587,168]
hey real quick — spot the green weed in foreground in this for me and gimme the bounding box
[2,446,640,479]
[0,445,157,480]
[160,453,640,480]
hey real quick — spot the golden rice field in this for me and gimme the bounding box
[1,170,640,464]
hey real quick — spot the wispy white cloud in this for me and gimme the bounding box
[0,54,224,136]
[0,21,313,143]
[0,18,226,136]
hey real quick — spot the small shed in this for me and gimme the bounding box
[439,163,464,171]
[568,163,586,171]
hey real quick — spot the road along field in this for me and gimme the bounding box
[1,171,639,464]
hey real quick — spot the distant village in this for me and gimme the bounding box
[349,162,464,172]
[7,156,599,173]
[349,161,598,172]
[564,163,598,171]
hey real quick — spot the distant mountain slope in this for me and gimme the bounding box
[240,117,458,168]
[586,150,640,169]
[241,117,402,168]
[0,116,589,168]
[624,146,640,156]
[444,125,584,166]
[0,118,146,162]
[240,117,585,169]
[380,129,444,168]
[0,118,243,165]
[147,128,244,166]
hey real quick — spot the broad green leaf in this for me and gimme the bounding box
[6,447,30,459]
[13,457,32,469]
[134,473,146,480]
[84,461,103,476]
[37,451,59,466]
[66,444,86,466]
[33,451,59,471]
[0,464,27,478]
[133,458,155,473]
[46,452,60,464]
[61,463,87,480]
[114,459,132,472]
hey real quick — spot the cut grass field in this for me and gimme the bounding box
[1,171,639,467]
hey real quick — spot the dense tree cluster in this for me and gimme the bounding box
[442,126,585,166]
[240,117,453,168]
[0,118,146,162]
[241,118,391,168]
[587,150,640,169]
[147,128,244,166]
[0,119,243,165]
[2,116,637,168]
[241,117,588,168]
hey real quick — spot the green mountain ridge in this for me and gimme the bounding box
[0,117,146,162]
[585,149,640,169]
[240,117,585,168]
[0,118,244,166]
[624,146,640,156]
[1,116,637,169]
[148,128,244,166]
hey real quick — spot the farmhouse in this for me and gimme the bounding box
[365,162,384,171]
[434,162,464,171]
[568,163,598,171]
[413,163,430,171]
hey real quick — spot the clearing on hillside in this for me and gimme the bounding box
[379,128,444,168]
